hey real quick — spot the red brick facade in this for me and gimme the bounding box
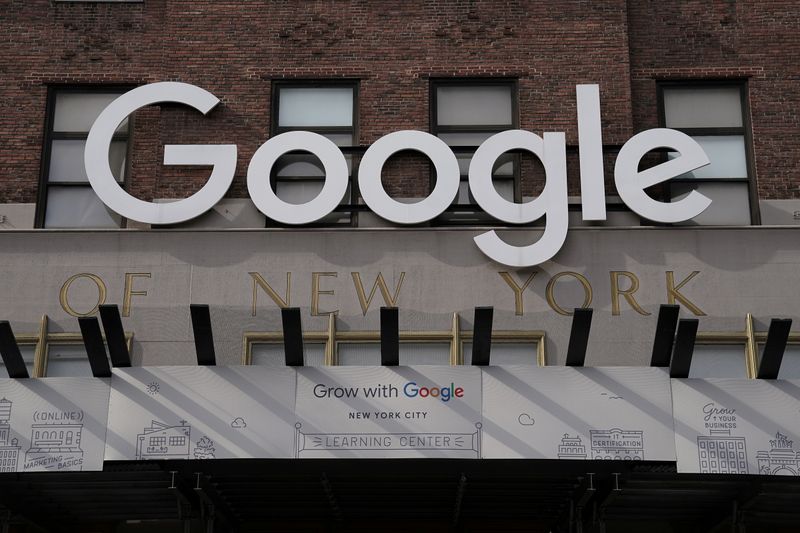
[0,0,797,208]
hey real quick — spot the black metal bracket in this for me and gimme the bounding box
[380,307,399,366]
[281,307,305,367]
[757,318,793,379]
[471,307,494,366]
[190,304,216,366]
[566,308,593,367]
[650,304,680,367]
[99,304,131,368]
[78,317,112,378]
[670,319,699,378]
[0,321,29,378]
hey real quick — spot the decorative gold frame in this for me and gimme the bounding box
[693,314,761,379]
[4,314,133,377]
[243,312,546,367]
[754,331,800,377]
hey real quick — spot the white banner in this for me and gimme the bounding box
[481,366,676,460]
[671,379,800,475]
[105,367,296,460]
[294,366,482,458]
[0,378,110,472]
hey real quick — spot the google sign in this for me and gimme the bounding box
[85,82,712,267]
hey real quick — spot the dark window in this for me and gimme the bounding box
[37,88,131,228]
[269,81,358,226]
[658,82,758,225]
[431,80,518,224]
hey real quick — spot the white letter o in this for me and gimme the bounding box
[358,131,459,224]
[247,131,349,225]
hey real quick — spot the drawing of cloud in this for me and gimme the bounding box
[517,413,535,426]
[231,417,247,428]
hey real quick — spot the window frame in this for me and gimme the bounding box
[755,331,800,379]
[42,332,133,377]
[656,80,760,225]
[0,315,134,378]
[461,330,545,367]
[36,85,135,229]
[242,313,546,367]
[269,80,360,228]
[689,332,752,379]
[430,78,520,225]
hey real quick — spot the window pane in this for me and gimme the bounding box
[322,133,354,147]
[336,343,449,365]
[44,186,122,228]
[49,140,126,182]
[275,181,351,208]
[688,344,747,378]
[452,179,513,205]
[275,153,352,177]
[671,182,751,225]
[276,154,325,178]
[668,136,747,179]
[462,342,538,365]
[337,343,380,366]
[400,343,449,365]
[663,87,743,128]
[46,344,92,377]
[278,87,354,127]
[436,85,513,126]
[439,133,514,176]
[251,343,325,366]
[778,345,800,379]
[53,92,128,133]
[438,132,493,147]
[0,345,35,376]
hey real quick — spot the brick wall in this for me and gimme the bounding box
[0,0,796,213]
[628,0,800,200]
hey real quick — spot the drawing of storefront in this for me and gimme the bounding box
[697,430,748,474]
[24,423,84,471]
[756,432,800,476]
[557,434,587,460]
[135,421,191,460]
[0,398,20,472]
[590,429,644,460]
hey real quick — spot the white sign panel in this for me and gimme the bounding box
[105,367,296,460]
[672,379,800,475]
[482,367,675,460]
[0,378,110,472]
[295,366,482,458]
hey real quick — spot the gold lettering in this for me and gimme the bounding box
[545,272,592,316]
[609,271,651,316]
[311,272,338,316]
[122,273,151,317]
[59,273,107,317]
[249,272,291,316]
[666,271,706,316]
[498,271,537,316]
[351,272,406,315]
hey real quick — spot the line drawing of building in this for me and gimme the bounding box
[0,398,20,472]
[756,432,800,476]
[135,420,191,460]
[590,429,644,460]
[697,429,748,474]
[24,420,85,471]
[557,433,587,460]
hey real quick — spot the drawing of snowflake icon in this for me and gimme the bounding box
[146,381,160,395]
